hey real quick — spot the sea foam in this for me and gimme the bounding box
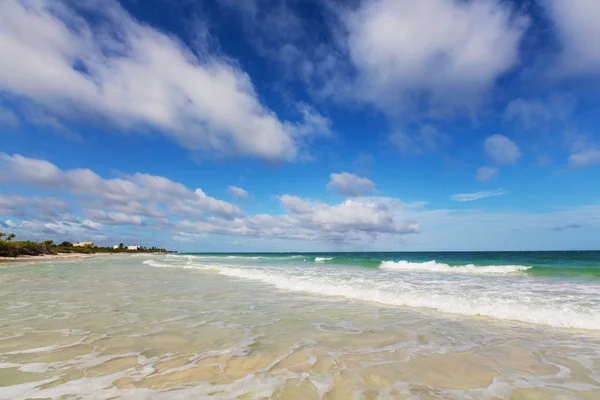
[379,260,531,274]
[143,255,600,331]
[214,266,600,330]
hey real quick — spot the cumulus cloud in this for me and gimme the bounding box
[0,0,330,161]
[16,219,102,241]
[0,192,68,220]
[83,210,144,226]
[327,172,377,197]
[476,167,499,182]
[0,153,244,220]
[177,195,419,242]
[0,153,419,244]
[227,186,249,201]
[544,0,600,75]
[569,149,600,167]
[216,0,529,121]
[451,189,507,202]
[343,0,528,116]
[484,135,520,165]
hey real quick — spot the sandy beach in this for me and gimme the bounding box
[0,253,101,263]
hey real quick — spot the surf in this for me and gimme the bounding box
[379,260,531,274]
[212,265,600,331]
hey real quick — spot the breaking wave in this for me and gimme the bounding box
[214,266,600,330]
[379,260,531,274]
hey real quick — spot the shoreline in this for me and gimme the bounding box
[0,253,106,264]
[0,252,165,264]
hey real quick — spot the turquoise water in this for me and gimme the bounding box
[148,251,600,330]
[184,251,600,278]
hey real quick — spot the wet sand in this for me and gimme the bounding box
[0,253,99,263]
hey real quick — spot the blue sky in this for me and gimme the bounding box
[1,0,600,251]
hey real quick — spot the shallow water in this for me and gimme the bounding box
[1,253,600,399]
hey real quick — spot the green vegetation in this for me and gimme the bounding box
[0,233,170,258]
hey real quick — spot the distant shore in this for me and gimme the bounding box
[0,253,114,263]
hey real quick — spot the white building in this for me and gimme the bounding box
[113,245,119,249]
[73,242,93,247]
[127,245,140,250]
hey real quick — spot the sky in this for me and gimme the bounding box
[1,0,600,252]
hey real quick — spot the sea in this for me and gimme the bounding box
[1,251,600,399]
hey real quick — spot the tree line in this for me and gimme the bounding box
[0,233,169,258]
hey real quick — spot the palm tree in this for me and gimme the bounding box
[6,233,16,242]
[0,232,4,240]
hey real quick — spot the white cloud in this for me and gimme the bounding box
[0,0,330,161]
[83,210,144,226]
[1,155,419,244]
[451,189,507,202]
[227,186,249,200]
[569,149,600,167]
[343,0,528,115]
[544,0,600,75]
[3,151,600,250]
[17,219,102,241]
[0,153,244,220]
[0,191,68,220]
[484,135,520,165]
[177,195,419,242]
[172,231,207,242]
[327,172,376,197]
[476,166,498,182]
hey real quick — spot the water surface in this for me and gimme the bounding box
[1,252,599,399]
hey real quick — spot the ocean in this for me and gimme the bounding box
[1,251,600,399]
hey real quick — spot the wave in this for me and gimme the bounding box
[142,260,178,268]
[141,257,600,330]
[309,257,381,268]
[228,255,306,260]
[180,254,307,261]
[214,267,600,330]
[380,260,531,274]
[157,255,600,278]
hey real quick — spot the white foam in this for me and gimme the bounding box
[142,260,178,268]
[315,257,333,262]
[140,255,600,330]
[215,267,600,330]
[380,260,531,274]
[185,255,304,260]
